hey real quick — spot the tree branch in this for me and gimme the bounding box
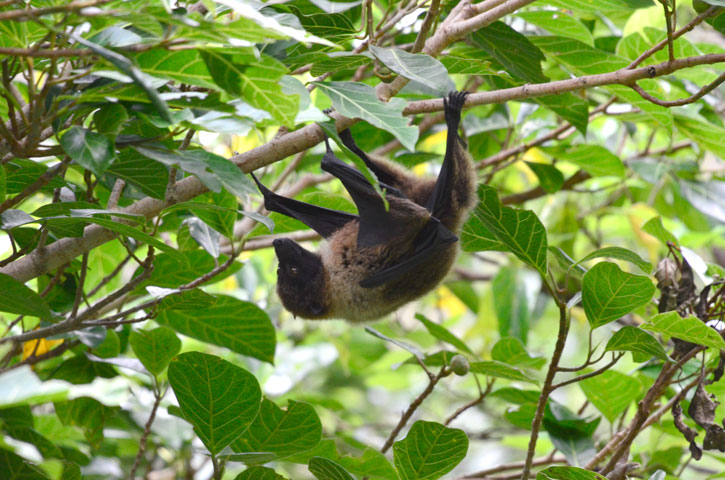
[2,49,724,283]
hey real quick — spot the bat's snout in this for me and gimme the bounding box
[272,238,308,264]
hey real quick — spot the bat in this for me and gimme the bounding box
[251,91,476,322]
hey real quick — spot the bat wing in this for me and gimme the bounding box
[359,217,458,288]
[320,140,406,249]
[252,173,356,239]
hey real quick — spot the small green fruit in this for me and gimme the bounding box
[450,355,470,376]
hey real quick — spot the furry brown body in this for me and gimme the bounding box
[254,91,476,322]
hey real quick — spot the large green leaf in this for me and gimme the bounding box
[232,399,322,460]
[579,370,641,422]
[393,420,468,480]
[201,51,299,127]
[168,352,262,454]
[308,457,355,480]
[469,360,537,383]
[134,49,216,89]
[313,81,419,151]
[641,312,725,350]
[467,185,548,275]
[369,46,450,95]
[544,145,625,178]
[577,247,652,274]
[0,448,50,480]
[516,10,593,45]
[471,22,547,83]
[129,327,181,376]
[605,326,670,362]
[156,295,276,363]
[582,262,655,329]
[536,466,607,480]
[491,337,546,369]
[107,149,169,199]
[0,273,52,320]
[60,127,115,176]
[235,467,288,480]
[416,314,474,355]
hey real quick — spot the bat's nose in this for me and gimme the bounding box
[273,238,300,262]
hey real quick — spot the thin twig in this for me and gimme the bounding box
[520,302,568,480]
[552,353,624,390]
[128,386,164,480]
[631,71,725,107]
[380,366,450,453]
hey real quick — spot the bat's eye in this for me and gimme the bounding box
[289,266,298,276]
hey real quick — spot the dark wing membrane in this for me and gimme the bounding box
[252,173,356,239]
[338,128,400,188]
[359,217,458,288]
[320,143,405,249]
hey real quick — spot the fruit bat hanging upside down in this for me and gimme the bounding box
[251,91,477,323]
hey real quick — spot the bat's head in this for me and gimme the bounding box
[273,238,329,319]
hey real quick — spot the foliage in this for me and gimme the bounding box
[1,1,725,479]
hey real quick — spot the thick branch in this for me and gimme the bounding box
[2,48,723,282]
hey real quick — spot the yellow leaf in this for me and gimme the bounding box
[23,337,64,360]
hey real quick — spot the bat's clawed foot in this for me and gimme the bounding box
[444,90,468,131]
[323,107,335,115]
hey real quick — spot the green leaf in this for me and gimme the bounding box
[642,216,678,246]
[516,11,593,45]
[525,162,565,193]
[582,262,655,329]
[440,56,494,75]
[536,466,607,480]
[71,216,186,264]
[71,34,172,122]
[469,360,537,383]
[470,22,547,83]
[232,399,322,460]
[416,314,474,355]
[492,337,546,369]
[469,185,548,275]
[141,251,241,288]
[335,448,397,480]
[577,247,652,274]
[168,352,262,454]
[492,267,530,343]
[157,289,217,311]
[641,312,725,350]
[310,54,371,77]
[93,104,128,135]
[0,448,50,480]
[235,466,288,480]
[60,127,115,176]
[54,397,106,448]
[545,145,626,178]
[579,370,641,423]
[461,209,508,253]
[201,51,299,127]
[313,81,419,151]
[393,420,468,480]
[129,327,181,376]
[0,273,52,320]
[134,146,256,198]
[134,49,216,89]
[156,295,276,363]
[369,46,450,95]
[309,457,355,480]
[605,326,671,362]
[107,149,169,200]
